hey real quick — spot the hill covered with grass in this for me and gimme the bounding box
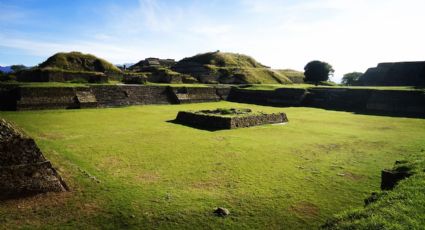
[172,51,292,84]
[39,52,122,74]
[275,69,304,83]
[14,52,122,82]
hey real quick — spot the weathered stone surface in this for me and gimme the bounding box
[0,119,67,199]
[229,87,425,117]
[90,85,130,107]
[122,85,174,105]
[304,88,373,110]
[128,58,176,71]
[364,192,380,206]
[170,87,220,104]
[17,87,80,110]
[228,87,308,106]
[1,85,423,117]
[75,88,98,108]
[17,68,109,83]
[122,74,147,84]
[215,87,231,100]
[381,169,412,190]
[366,90,425,114]
[213,207,230,217]
[8,85,225,110]
[175,110,288,130]
[358,62,425,86]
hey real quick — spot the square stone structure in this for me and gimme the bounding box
[175,108,288,130]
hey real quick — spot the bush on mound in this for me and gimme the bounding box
[172,51,292,84]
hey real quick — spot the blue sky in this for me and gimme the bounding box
[1,0,425,82]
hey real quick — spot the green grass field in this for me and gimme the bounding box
[1,102,424,229]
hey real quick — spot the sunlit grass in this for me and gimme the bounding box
[1,102,424,229]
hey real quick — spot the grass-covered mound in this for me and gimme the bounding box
[275,69,305,83]
[323,153,425,229]
[16,52,122,82]
[39,52,121,74]
[172,51,292,84]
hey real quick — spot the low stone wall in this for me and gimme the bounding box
[1,85,424,117]
[215,87,231,100]
[122,85,174,105]
[175,111,288,130]
[358,61,425,86]
[228,88,308,106]
[85,85,174,107]
[304,88,373,110]
[9,85,217,110]
[17,69,108,83]
[17,87,81,110]
[230,113,288,129]
[367,90,425,114]
[170,87,221,104]
[90,85,130,107]
[0,119,67,199]
[229,87,425,117]
[75,88,98,108]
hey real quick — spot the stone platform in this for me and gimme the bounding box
[175,108,288,130]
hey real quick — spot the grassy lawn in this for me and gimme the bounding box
[1,102,424,229]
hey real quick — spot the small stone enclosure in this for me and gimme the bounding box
[175,108,288,130]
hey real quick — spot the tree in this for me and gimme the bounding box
[304,60,334,85]
[341,72,363,86]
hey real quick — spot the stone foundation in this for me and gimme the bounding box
[175,110,288,130]
[0,119,67,199]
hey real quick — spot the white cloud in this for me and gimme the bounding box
[1,0,424,82]
[236,0,425,81]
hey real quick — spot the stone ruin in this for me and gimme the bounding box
[0,119,68,199]
[380,160,413,190]
[358,61,425,86]
[128,58,176,72]
[175,108,288,130]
